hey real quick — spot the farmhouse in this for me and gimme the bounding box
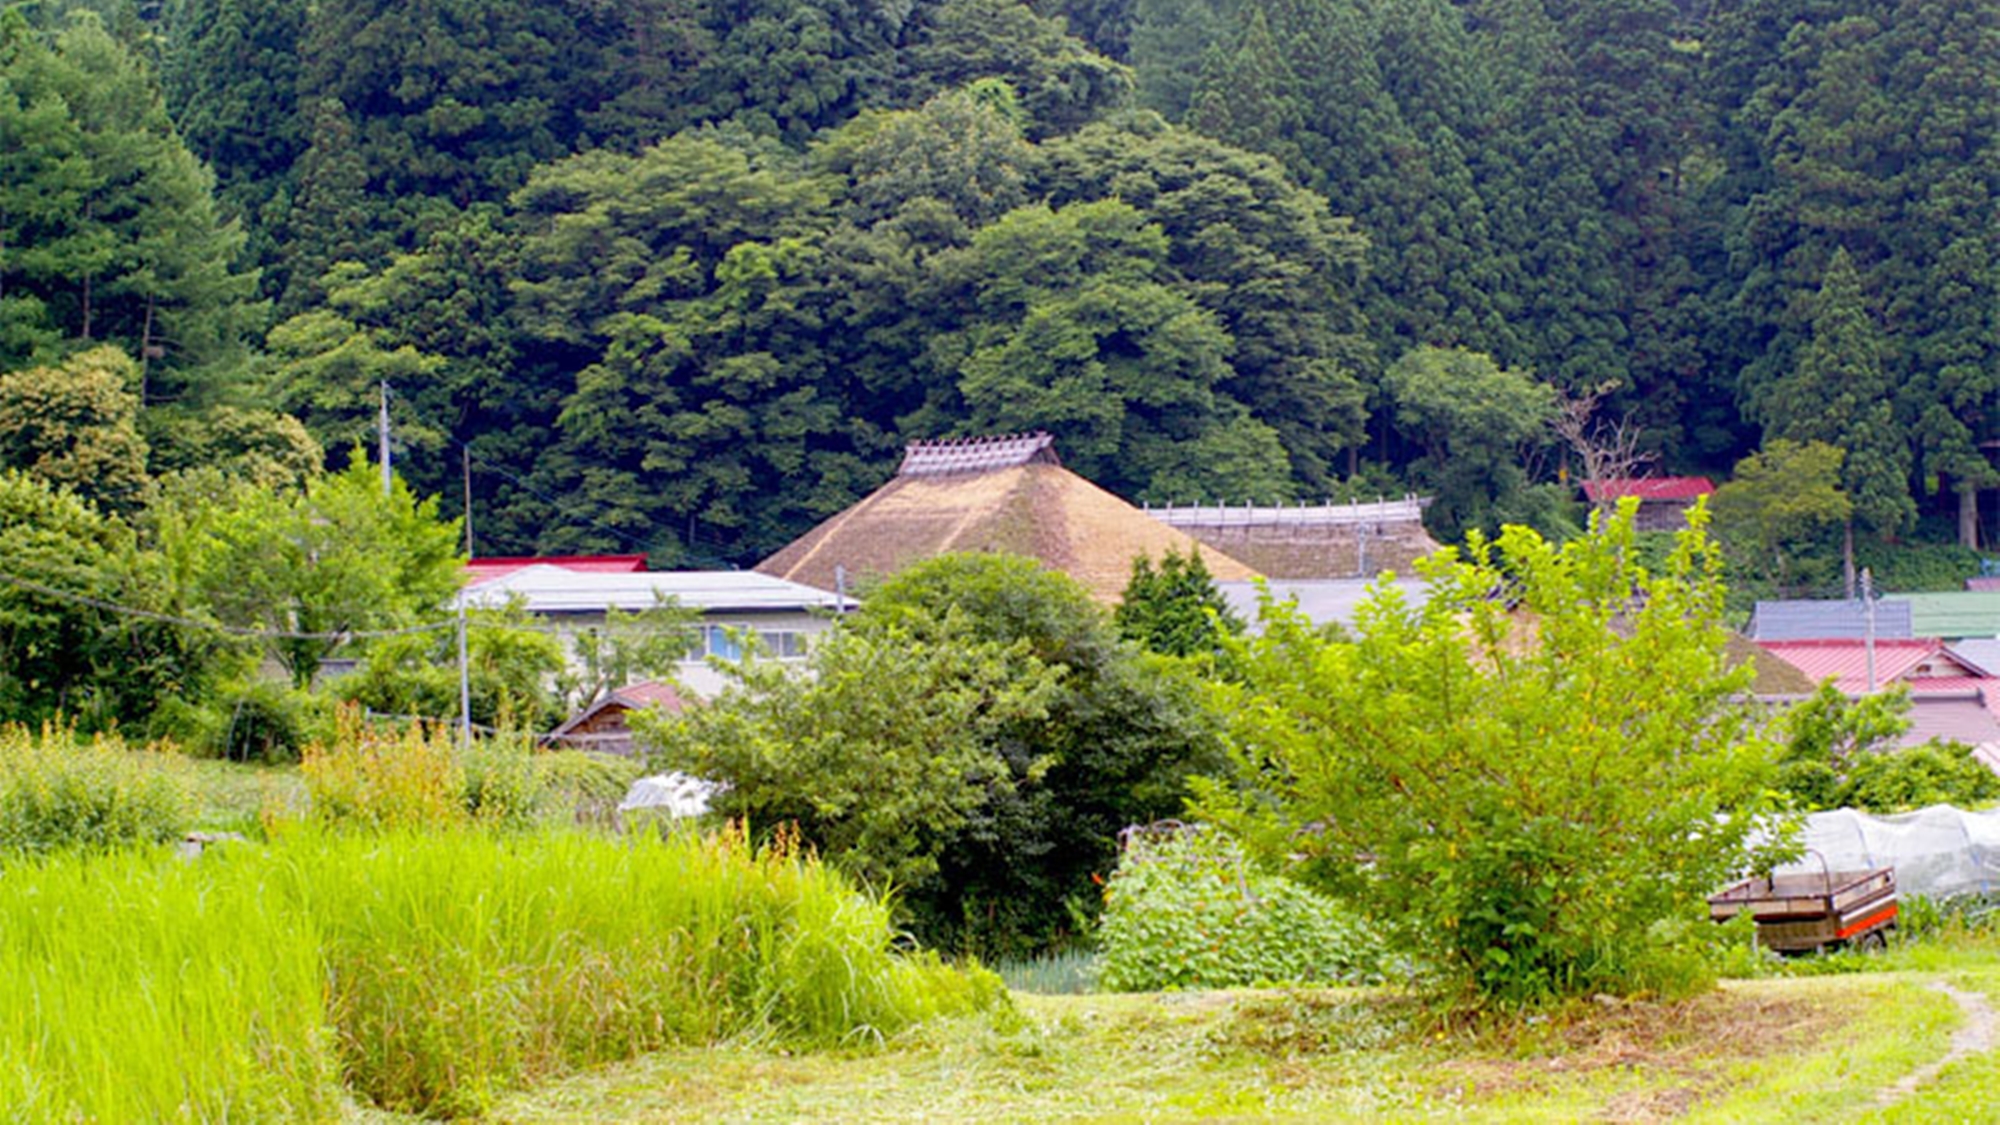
[1580,476,1715,532]
[755,432,1257,603]
[460,563,843,697]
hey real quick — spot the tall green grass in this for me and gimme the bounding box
[0,826,1003,1120]
[0,848,338,1121]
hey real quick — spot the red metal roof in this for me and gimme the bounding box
[464,554,647,585]
[1581,477,1716,503]
[1757,639,1991,694]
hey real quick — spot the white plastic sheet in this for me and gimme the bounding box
[617,772,725,818]
[1775,805,2000,900]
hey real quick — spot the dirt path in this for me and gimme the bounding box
[1873,981,1996,1109]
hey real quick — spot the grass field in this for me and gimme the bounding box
[21,756,2000,1121]
[476,953,2000,1123]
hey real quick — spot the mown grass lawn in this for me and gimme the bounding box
[467,954,2000,1124]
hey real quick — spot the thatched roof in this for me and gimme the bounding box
[1726,633,1815,695]
[756,437,1258,602]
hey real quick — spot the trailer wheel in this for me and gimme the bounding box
[1856,929,1889,954]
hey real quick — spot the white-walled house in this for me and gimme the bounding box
[458,563,844,697]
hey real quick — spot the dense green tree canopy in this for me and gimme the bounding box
[6,0,2000,573]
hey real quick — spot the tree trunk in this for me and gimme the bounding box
[1843,520,1856,600]
[1961,486,1979,550]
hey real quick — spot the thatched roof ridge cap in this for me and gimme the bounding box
[899,431,1060,476]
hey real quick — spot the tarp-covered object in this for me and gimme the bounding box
[618,772,725,818]
[1776,805,2000,900]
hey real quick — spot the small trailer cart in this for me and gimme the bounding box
[1707,860,1898,953]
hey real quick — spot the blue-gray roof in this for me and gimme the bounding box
[1748,598,1913,642]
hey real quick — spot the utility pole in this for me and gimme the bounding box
[378,381,392,498]
[1862,567,1877,693]
[462,446,474,558]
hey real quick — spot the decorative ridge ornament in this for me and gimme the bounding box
[897,432,1060,477]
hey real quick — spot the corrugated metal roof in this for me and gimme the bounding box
[1581,476,1715,502]
[1757,638,1987,693]
[1902,693,2000,749]
[465,555,647,585]
[1216,578,1432,630]
[1897,592,2000,639]
[1748,598,1914,641]
[898,432,1059,477]
[461,565,842,614]
[1950,639,2000,676]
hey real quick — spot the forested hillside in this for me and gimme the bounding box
[2,0,1996,575]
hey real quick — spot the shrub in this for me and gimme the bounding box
[188,678,336,764]
[1774,682,2000,812]
[1199,503,1787,1005]
[537,749,648,823]
[653,553,1229,958]
[1837,745,2000,812]
[1097,828,1379,992]
[0,725,193,858]
[301,712,465,829]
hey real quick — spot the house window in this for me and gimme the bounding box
[700,626,808,661]
[761,630,807,659]
[704,626,743,661]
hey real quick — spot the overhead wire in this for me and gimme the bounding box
[0,568,683,642]
[0,569,461,641]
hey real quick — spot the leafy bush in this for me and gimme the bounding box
[301,712,467,829]
[651,553,1228,958]
[0,725,193,858]
[1199,503,1787,1005]
[1774,682,2000,812]
[183,677,336,764]
[1837,745,2000,812]
[1098,828,1379,991]
[0,825,1004,1120]
[536,750,648,823]
[338,604,569,733]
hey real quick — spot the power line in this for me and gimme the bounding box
[0,567,705,643]
[0,569,463,641]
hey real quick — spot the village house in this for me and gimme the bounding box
[756,432,1257,603]
[458,560,844,698]
[1581,476,1715,532]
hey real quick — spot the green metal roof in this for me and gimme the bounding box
[1893,591,2000,639]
